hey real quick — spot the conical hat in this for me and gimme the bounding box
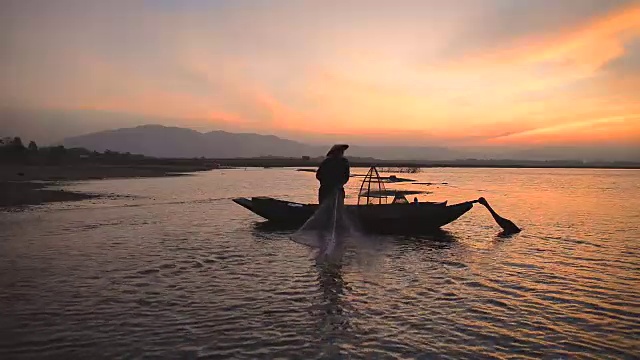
[326,144,349,156]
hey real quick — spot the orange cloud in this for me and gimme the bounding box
[29,2,640,149]
[489,115,640,145]
[422,3,640,106]
[451,3,640,72]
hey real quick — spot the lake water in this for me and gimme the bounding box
[1,168,639,359]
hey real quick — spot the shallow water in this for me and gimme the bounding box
[1,168,639,359]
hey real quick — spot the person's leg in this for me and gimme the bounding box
[314,186,329,254]
[318,186,327,205]
[316,187,338,259]
[322,188,345,258]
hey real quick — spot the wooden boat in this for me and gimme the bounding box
[232,196,474,234]
[233,166,479,234]
[234,167,522,236]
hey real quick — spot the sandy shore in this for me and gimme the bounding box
[0,181,98,207]
[0,163,218,208]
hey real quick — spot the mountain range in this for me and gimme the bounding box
[2,107,638,161]
[62,125,466,160]
[61,124,639,162]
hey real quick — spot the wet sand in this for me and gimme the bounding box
[0,163,218,207]
[0,181,97,207]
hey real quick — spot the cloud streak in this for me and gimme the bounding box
[1,0,639,147]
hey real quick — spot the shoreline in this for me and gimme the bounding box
[210,158,640,169]
[0,181,99,208]
[2,158,637,209]
[0,163,219,208]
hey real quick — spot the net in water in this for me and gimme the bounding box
[291,167,390,262]
[290,189,362,260]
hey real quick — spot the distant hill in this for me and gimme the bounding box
[62,125,466,160]
[0,107,156,146]
[63,125,322,158]
[4,106,638,161]
[61,124,640,161]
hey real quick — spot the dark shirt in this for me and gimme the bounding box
[316,156,350,189]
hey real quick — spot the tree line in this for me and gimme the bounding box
[0,136,143,164]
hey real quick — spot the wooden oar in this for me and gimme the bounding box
[476,197,521,234]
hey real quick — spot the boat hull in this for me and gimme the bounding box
[232,196,473,234]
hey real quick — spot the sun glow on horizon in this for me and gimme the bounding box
[2,0,640,147]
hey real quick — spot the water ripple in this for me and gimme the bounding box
[1,169,639,359]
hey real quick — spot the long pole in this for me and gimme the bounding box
[477,197,521,234]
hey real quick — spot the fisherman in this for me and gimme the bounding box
[316,144,350,205]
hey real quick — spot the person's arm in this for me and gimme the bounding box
[316,160,324,181]
[341,159,350,184]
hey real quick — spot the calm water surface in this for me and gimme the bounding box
[1,168,639,359]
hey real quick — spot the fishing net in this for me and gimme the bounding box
[290,167,392,262]
[290,189,362,261]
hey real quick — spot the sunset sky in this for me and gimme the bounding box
[2,0,640,147]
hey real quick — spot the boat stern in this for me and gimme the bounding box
[232,197,254,211]
[232,197,315,224]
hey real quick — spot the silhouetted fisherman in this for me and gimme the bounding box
[316,144,350,205]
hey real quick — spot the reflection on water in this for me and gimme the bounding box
[0,168,639,359]
[313,262,350,358]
